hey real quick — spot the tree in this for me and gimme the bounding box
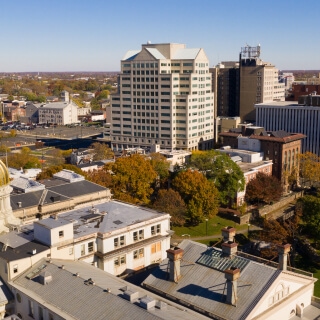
[90,142,114,161]
[149,152,170,181]
[36,164,83,180]
[86,168,112,188]
[96,90,110,100]
[259,219,288,259]
[90,98,101,110]
[46,149,65,166]
[190,150,245,207]
[172,169,219,225]
[298,195,320,241]
[6,147,41,169]
[152,189,186,226]
[245,172,282,205]
[299,152,320,186]
[111,154,158,204]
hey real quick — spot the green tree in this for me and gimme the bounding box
[190,150,245,206]
[111,154,157,204]
[149,152,170,181]
[172,169,219,225]
[299,195,320,241]
[152,189,186,226]
[245,172,282,205]
[96,90,110,100]
[90,98,101,110]
[90,142,114,161]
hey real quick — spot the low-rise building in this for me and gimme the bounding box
[143,229,319,320]
[38,101,78,125]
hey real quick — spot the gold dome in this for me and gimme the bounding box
[0,160,9,186]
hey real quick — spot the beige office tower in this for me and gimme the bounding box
[110,43,215,151]
[239,45,284,122]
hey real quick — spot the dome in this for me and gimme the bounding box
[0,160,9,186]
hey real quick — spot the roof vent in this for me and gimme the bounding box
[123,289,139,302]
[32,249,37,255]
[17,202,22,208]
[156,301,167,310]
[140,296,156,310]
[39,271,52,285]
[61,265,65,269]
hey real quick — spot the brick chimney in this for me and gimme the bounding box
[222,241,238,257]
[221,226,236,242]
[277,244,291,271]
[166,247,184,283]
[224,267,240,306]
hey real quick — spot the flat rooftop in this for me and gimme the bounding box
[37,200,169,239]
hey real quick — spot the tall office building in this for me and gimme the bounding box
[239,45,285,122]
[110,43,215,151]
[210,61,240,117]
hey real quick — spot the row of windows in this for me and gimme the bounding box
[113,225,161,248]
[114,242,162,266]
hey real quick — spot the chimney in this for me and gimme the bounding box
[224,268,240,306]
[222,241,238,257]
[277,244,291,271]
[166,247,184,282]
[221,226,236,242]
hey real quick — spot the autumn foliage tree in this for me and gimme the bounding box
[36,164,83,180]
[90,142,114,161]
[172,169,219,225]
[152,189,187,226]
[86,168,112,188]
[245,172,282,205]
[6,147,41,169]
[259,219,288,259]
[110,154,157,204]
[299,152,320,186]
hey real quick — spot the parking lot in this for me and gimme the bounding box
[0,125,105,149]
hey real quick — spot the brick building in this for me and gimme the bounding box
[219,126,305,192]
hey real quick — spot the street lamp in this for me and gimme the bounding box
[247,223,251,237]
[205,218,208,236]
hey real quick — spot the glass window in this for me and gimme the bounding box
[133,248,144,259]
[88,242,94,253]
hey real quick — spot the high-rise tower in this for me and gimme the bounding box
[110,43,215,151]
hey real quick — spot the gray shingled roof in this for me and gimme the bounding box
[10,189,70,211]
[47,180,106,198]
[12,259,208,320]
[143,240,280,320]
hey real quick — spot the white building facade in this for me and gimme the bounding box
[255,101,319,155]
[32,201,171,276]
[38,101,79,125]
[110,43,215,151]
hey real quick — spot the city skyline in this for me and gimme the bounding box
[1,0,320,72]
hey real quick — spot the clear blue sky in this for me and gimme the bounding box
[1,0,319,72]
